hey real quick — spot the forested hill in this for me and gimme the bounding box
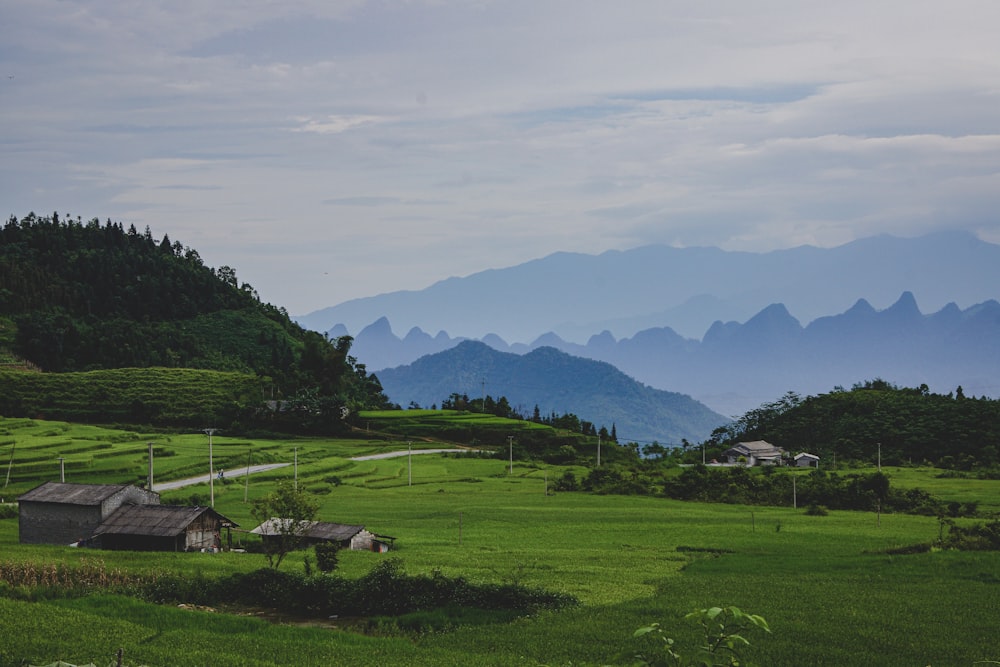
[0,213,390,415]
[709,380,1000,468]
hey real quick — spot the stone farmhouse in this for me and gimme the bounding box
[17,481,235,551]
[18,481,160,545]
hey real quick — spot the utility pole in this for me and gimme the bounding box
[294,446,298,489]
[244,446,251,503]
[508,436,513,474]
[597,435,601,467]
[877,442,882,472]
[792,475,797,509]
[3,441,14,489]
[147,443,154,491]
[408,441,412,486]
[203,428,217,508]
[58,457,65,483]
[702,442,706,465]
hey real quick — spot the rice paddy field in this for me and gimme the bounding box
[1,416,999,666]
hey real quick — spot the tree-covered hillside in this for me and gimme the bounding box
[707,380,1000,468]
[0,212,392,428]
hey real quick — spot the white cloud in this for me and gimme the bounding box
[2,1,1000,313]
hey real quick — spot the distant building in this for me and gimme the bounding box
[91,504,237,552]
[251,518,394,552]
[17,482,161,545]
[794,452,821,468]
[722,440,785,466]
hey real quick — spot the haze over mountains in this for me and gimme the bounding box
[297,232,1000,419]
[297,231,1000,342]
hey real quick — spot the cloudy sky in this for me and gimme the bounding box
[3,1,999,316]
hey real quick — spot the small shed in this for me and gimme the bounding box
[91,504,237,552]
[723,440,786,466]
[794,452,820,468]
[251,518,394,552]
[17,482,160,545]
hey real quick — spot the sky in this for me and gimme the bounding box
[3,1,1000,316]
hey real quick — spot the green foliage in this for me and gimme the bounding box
[0,367,262,428]
[314,542,341,573]
[634,606,771,667]
[249,482,320,569]
[711,381,1000,467]
[0,213,393,430]
[938,520,1000,551]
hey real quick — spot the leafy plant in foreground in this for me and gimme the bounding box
[634,606,771,666]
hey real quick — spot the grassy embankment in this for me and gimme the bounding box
[1,416,998,666]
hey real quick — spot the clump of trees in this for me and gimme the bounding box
[698,381,1000,469]
[0,213,394,431]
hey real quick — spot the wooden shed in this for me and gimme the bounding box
[251,518,394,552]
[91,504,237,552]
[17,482,160,545]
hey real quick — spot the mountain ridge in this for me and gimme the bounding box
[374,340,729,445]
[297,231,1000,342]
[356,292,1000,416]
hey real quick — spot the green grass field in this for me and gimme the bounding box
[1,417,999,666]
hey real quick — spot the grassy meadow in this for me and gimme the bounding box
[1,416,999,666]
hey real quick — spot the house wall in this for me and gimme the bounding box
[19,503,103,545]
[98,486,160,517]
[99,534,182,551]
[184,513,220,551]
[349,529,377,551]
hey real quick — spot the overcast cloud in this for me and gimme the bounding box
[2,1,999,315]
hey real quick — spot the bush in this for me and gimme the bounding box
[315,542,341,573]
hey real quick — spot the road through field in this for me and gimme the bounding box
[154,449,478,490]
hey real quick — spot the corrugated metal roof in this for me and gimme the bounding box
[93,504,235,537]
[18,481,134,505]
[250,518,364,541]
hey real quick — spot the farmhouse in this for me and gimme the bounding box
[251,518,394,552]
[794,452,821,468]
[91,504,237,552]
[723,440,785,466]
[17,481,160,545]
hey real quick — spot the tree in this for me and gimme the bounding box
[250,482,320,569]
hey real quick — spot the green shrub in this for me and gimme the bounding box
[314,542,341,573]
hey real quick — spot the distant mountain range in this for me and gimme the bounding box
[296,231,1000,342]
[353,292,1000,417]
[374,341,728,445]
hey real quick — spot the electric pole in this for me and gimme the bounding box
[203,428,217,507]
[147,442,154,491]
[508,436,513,474]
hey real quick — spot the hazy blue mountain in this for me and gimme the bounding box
[355,293,1000,417]
[297,231,1000,342]
[374,341,729,445]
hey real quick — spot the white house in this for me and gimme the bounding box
[722,440,785,466]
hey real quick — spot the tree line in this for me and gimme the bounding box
[0,212,393,431]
